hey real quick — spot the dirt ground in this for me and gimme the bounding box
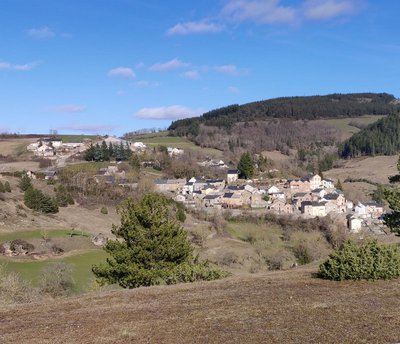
[0,138,36,156]
[325,155,398,185]
[1,266,399,344]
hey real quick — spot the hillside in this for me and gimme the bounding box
[166,93,398,155]
[339,113,400,158]
[1,267,399,344]
[169,93,399,134]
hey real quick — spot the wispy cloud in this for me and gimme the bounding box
[222,0,297,25]
[134,80,160,87]
[181,70,200,79]
[304,0,359,20]
[135,105,202,120]
[108,67,136,79]
[167,21,224,35]
[0,61,39,71]
[27,26,55,38]
[168,0,363,34]
[214,64,242,76]
[149,58,190,72]
[48,104,87,113]
[57,124,115,133]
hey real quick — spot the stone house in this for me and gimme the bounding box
[154,179,186,193]
[202,194,222,208]
[301,201,327,218]
[269,199,293,215]
[221,192,243,208]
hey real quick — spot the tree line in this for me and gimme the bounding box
[169,93,399,133]
[339,113,400,158]
[84,141,132,162]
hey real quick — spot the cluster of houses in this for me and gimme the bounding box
[154,171,385,232]
[27,138,86,157]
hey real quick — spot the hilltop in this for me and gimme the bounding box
[165,93,399,155]
[169,92,399,134]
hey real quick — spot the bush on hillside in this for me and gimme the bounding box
[24,187,58,214]
[54,184,74,207]
[18,175,32,191]
[318,240,400,281]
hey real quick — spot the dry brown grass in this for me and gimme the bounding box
[325,155,398,185]
[0,267,399,343]
[0,138,35,156]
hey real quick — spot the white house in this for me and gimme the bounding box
[349,217,362,233]
[133,142,147,150]
[167,147,184,156]
[227,169,239,184]
[322,179,335,189]
[267,185,281,194]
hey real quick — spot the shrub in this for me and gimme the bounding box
[4,181,11,192]
[24,187,58,214]
[0,265,37,304]
[0,181,4,193]
[54,184,74,207]
[18,175,32,191]
[39,262,75,297]
[319,240,400,281]
[100,206,108,215]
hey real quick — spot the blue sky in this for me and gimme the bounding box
[1,0,400,136]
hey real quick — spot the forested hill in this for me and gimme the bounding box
[169,93,400,134]
[339,113,400,158]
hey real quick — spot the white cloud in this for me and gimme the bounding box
[304,0,357,20]
[27,26,55,38]
[48,105,87,113]
[214,64,241,76]
[0,61,39,71]
[108,67,136,79]
[149,58,190,72]
[181,70,200,79]
[167,21,224,35]
[134,80,160,87]
[222,0,297,25]
[135,105,201,120]
[57,124,115,133]
[136,62,145,69]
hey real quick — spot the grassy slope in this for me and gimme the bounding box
[135,132,223,157]
[0,229,107,291]
[1,267,399,343]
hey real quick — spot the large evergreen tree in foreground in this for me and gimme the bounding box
[92,193,225,288]
[384,157,400,235]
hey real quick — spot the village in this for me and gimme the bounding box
[154,170,385,233]
[25,136,386,234]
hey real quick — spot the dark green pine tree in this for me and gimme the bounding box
[84,144,95,161]
[24,187,58,214]
[92,193,224,288]
[0,181,5,193]
[384,157,400,235]
[237,152,255,179]
[4,181,11,192]
[18,174,32,191]
[101,141,110,161]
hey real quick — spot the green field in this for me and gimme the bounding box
[0,229,87,242]
[1,250,109,292]
[319,115,386,140]
[57,134,97,143]
[135,132,223,157]
[0,229,107,292]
